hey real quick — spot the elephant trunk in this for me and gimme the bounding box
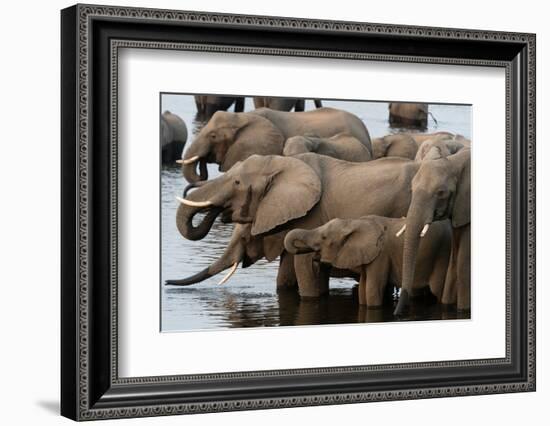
[165,268,212,286]
[182,139,210,183]
[284,229,316,255]
[165,241,244,286]
[176,203,223,241]
[394,192,434,316]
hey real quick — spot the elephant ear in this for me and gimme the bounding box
[450,149,471,227]
[221,115,285,171]
[333,219,385,270]
[251,156,322,236]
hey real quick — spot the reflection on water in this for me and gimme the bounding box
[160,96,471,332]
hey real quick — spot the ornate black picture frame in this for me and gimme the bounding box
[61,4,536,421]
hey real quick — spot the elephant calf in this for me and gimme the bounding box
[284,215,451,306]
[283,134,372,162]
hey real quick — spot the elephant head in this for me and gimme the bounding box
[165,224,284,286]
[283,135,320,157]
[394,148,470,315]
[415,134,467,161]
[284,217,387,270]
[175,155,322,241]
[180,111,285,183]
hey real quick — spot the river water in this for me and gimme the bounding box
[160,95,471,332]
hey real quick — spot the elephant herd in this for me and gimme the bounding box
[164,99,470,317]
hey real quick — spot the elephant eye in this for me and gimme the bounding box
[234,179,240,185]
[436,189,447,198]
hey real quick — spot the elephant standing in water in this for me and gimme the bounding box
[388,102,429,129]
[173,153,419,298]
[284,216,451,306]
[180,108,372,183]
[161,111,188,163]
[394,148,471,315]
[283,134,372,162]
[194,95,245,118]
[253,97,323,111]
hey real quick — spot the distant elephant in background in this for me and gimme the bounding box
[165,224,297,290]
[161,111,188,163]
[180,107,372,183]
[174,153,419,298]
[395,148,471,315]
[415,134,470,161]
[389,103,429,129]
[283,133,372,162]
[372,133,418,159]
[284,215,451,306]
[194,95,245,118]
[253,97,323,112]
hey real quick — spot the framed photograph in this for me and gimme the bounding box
[61,4,536,421]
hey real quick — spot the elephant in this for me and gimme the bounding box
[180,107,372,183]
[415,134,470,161]
[394,148,471,315]
[284,216,451,306]
[253,97,323,112]
[194,95,245,118]
[174,153,420,298]
[165,223,297,290]
[388,102,429,129]
[160,111,188,163]
[372,133,419,160]
[283,133,372,162]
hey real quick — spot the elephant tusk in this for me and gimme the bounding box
[218,262,239,285]
[175,159,184,164]
[182,155,200,165]
[420,224,430,237]
[395,224,406,237]
[175,196,213,208]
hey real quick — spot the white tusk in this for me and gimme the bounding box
[182,155,200,165]
[175,159,184,164]
[420,224,430,237]
[175,196,212,208]
[395,224,406,237]
[218,262,239,285]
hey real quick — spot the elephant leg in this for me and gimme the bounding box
[456,225,471,311]
[441,231,459,305]
[294,254,329,298]
[358,271,366,306]
[364,261,388,307]
[294,99,305,112]
[429,245,451,302]
[313,99,323,108]
[276,251,297,290]
[234,97,245,112]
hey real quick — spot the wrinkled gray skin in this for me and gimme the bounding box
[181,107,372,183]
[253,97,323,112]
[395,148,471,315]
[415,134,471,161]
[283,134,372,162]
[175,154,419,297]
[194,95,245,118]
[161,111,188,164]
[285,216,451,306]
[372,134,418,159]
[388,103,429,129]
[165,224,297,289]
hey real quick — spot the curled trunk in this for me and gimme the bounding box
[175,203,222,241]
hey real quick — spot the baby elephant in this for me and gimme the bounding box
[283,134,372,162]
[284,216,451,306]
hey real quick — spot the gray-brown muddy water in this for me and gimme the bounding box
[161,96,471,331]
